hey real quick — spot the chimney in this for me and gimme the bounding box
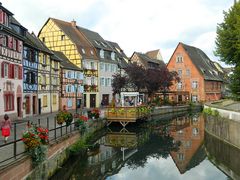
[71,20,76,27]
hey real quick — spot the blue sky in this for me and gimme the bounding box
[1,0,233,65]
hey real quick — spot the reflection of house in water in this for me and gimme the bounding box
[83,128,145,179]
[170,114,205,174]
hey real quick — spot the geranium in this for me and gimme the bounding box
[80,115,88,122]
[90,108,100,118]
[37,127,49,145]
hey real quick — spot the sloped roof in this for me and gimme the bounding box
[146,49,163,60]
[106,40,129,68]
[50,18,98,60]
[77,26,113,51]
[134,52,165,68]
[181,43,223,81]
[53,51,81,70]
[28,32,53,54]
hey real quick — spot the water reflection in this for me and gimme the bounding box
[51,113,231,180]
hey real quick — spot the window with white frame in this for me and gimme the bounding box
[4,63,8,77]
[14,65,18,79]
[110,64,114,72]
[186,69,190,76]
[66,85,72,93]
[67,99,73,107]
[90,62,94,69]
[91,77,95,85]
[105,63,109,72]
[177,82,182,90]
[82,48,85,54]
[100,49,104,58]
[100,62,104,71]
[67,71,72,78]
[111,52,115,60]
[192,128,199,136]
[100,77,105,86]
[178,69,182,77]
[192,81,198,89]
[192,95,198,102]
[177,153,184,161]
[176,54,183,63]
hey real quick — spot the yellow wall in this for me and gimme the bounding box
[39,19,82,67]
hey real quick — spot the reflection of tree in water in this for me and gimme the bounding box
[127,132,180,169]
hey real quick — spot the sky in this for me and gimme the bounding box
[1,0,233,66]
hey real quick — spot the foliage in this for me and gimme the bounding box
[74,114,88,131]
[87,109,100,119]
[22,124,49,165]
[56,111,73,126]
[112,73,128,96]
[203,107,220,117]
[215,2,240,97]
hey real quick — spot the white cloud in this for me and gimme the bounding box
[1,0,233,65]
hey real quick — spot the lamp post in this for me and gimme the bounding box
[74,79,78,114]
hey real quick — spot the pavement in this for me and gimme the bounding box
[0,107,106,168]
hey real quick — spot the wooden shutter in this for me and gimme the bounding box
[8,64,12,78]
[11,64,14,78]
[0,10,3,24]
[8,36,13,49]
[1,62,4,78]
[18,66,22,79]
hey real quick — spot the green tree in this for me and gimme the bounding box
[215,2,240,98]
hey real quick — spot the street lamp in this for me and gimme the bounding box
[74,79,78,114]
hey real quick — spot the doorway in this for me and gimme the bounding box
[102,94,109,106]
[33,96,36,114]
[38,98,41,114]
[84,94,86,107]
[90,94,96,108]
[25,96,30,114]
[17,97,21,117]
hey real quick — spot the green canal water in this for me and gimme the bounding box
[51,112,240,180]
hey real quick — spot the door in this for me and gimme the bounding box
[77,99,81,108]
[84,94,86,107]
[178,95,182,102]
[38,99,41,114]
[90,94,96,108]
[102,94,109,106]
[32,96,36,114]
[17,97,21,117]
[25,96,30,114]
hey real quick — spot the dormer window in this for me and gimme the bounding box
[90,50,94,55]
[101,42,107,48]
[176,54,183,63]
[94,40,100,46]
[82,48,85,54]
[111,52,115,60]
[100,49,104,58]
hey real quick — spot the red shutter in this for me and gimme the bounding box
[8,64,12,78]
[16,40,19,52]
[0,10,3,24]
[8,36,13,49]
[11,64,15,78]
[1,62,4,78]
[18,66,22,79]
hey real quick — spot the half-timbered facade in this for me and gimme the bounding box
[0,3,24,120]
[38,18,98,108]
[54,51,84,111]
[22,32,39,117]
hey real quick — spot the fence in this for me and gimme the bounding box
[0,117,78,168]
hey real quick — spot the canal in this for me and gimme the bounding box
[51,112,240,180]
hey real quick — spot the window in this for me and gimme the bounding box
[42,75,46,84]
[192,95,198,102]
[91,77,95,85]
[90,50,94,55]
[104,63,108,72]
[26,72,36,84]
[61,35,65,41]
[100,49,104,58]
[178,69,182,77]
[177,153,184,161]
[186,69,190,76]
[43,54,46,65]
[66,85,72,93]
[176,55,183,63]
[177,82,182,90]
[192,81,198,89]
[67,71,72,78]
[14,65,18,79]
[192,128,199,136]
[90,62,95,69]
[4,93,14,111]
[53,95,57,104]
[13,38,17,50]
[82,48,85,54]
[110,64,114,72]
[2,63,8,78]
[100,63,104,71]
[42,37,45,43]
[100,77,105,86]
[67,99,73,107]
[111,52,115,60]
[43,95,48,107]
[0,35,8,46]
[54,61,58,69]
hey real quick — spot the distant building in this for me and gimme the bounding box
[145,49,163,61]
[54,51,84,111]
[167,42,223,102]
[129,51,164,69]
[0,4,24,120]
